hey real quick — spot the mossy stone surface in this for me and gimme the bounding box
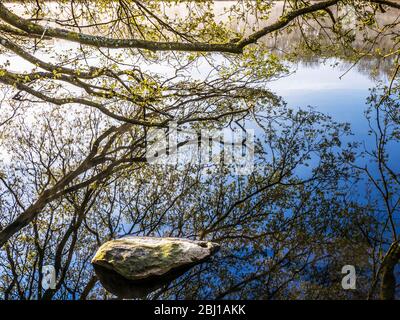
[92,236,220,281]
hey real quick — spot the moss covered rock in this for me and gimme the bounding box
[91,236,220,298]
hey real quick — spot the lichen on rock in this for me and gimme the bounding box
[91,236,220,298]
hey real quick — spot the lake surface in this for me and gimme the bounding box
[1,1,400,300]
[1,1,398,214]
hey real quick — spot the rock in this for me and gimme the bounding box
[91,236,220,298]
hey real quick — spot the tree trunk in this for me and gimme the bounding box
[380,242,400,300]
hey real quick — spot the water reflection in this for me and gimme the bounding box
[0,1,399,300]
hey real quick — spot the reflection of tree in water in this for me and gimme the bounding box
[281,53,396,80]
[0,95,361,299]
[0,0,399,300]
[259,2,400,79]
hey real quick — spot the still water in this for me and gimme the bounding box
[1,1,400,299]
